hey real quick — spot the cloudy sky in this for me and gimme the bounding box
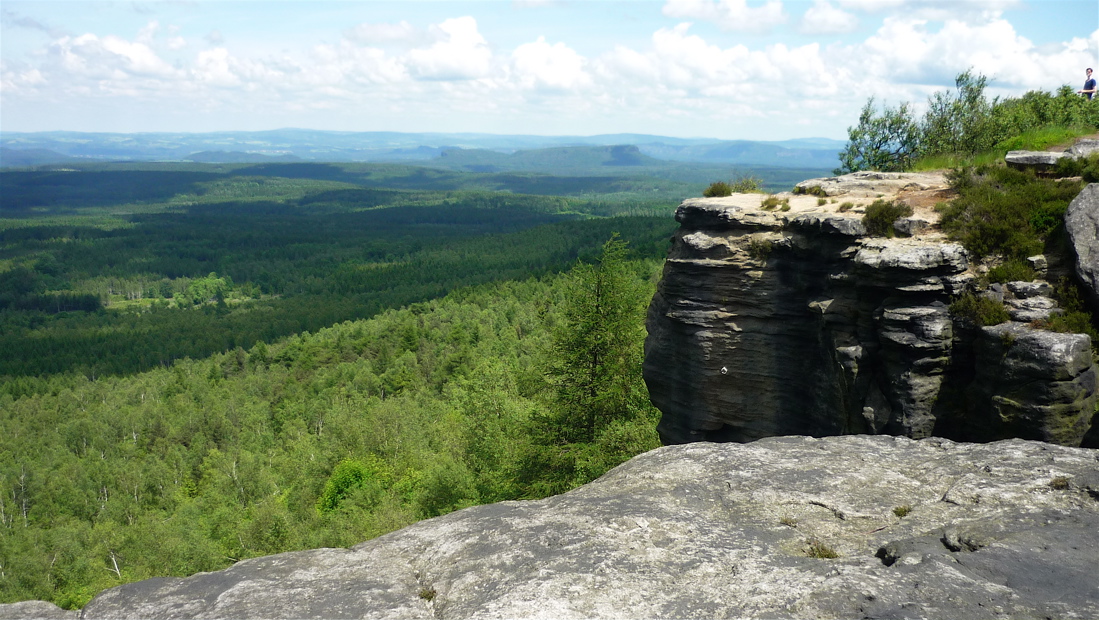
[1,0,1096,140]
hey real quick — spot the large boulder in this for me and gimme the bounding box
[1066,183,1099,311]
[967,322,1098,445]
[27,436,1098,620]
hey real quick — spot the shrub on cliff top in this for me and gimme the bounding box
[949,293,1010,326]
[862,200,913,237]
[703,181,733,197]
[730,176,765,193]
[937,165,1082,260]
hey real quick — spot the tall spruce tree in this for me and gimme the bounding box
[548,234,649,444]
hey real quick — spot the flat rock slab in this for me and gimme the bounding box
[55,436,1099,619]
[1005,150,1067,169]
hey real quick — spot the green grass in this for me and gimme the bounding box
[910,125,1097,171]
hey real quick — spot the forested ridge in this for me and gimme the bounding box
[1,161,680,608]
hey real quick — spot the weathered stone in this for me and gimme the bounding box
[1005,295,1060,322]
[967,322,1098,445]
[794,171,948,198]
[1066,184,1099,311]
[1027,254,1048,273]
[894,216,930,237]
[0,601,76,620]
[1067,138,1099,158]
[1005,150,1066,170]
[1007,280,1052,298]
[53,436,1099,620]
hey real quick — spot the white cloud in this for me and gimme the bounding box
[136,20,158,46]
[194,47,241,87]
[662,0,787,33]
[799,1,858,35]
[406,16,493,80]
[3,4,1093,138]
[838,0,1021,23]
[511,36,590,91]
[851,15,1094,93]
[344,21,428,47]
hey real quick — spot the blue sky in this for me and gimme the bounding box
[2,0,1096,140]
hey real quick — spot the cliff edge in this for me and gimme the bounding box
[4,436,1097,619]
[644,173,1098,446]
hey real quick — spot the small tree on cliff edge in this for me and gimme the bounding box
[835,97,920,174]
[547,233,650,444]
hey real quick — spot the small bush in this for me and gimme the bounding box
[949,293,1010,326]
[760,195,789,211]
[703,181,733,197]
[419,587,437,601]
[1033,278,1099,342]
[806,539,839,559]
[817,197,827,206]
[1049,476,1070,490]
[730,176,765,193]
[793,185,828,197]
[1042,312,1099,341]
[987,260,1037,284]
[779,516,798,527]
[838,202,854,212]
[892,505,912,518]
[748,239,773,261]
[1055,153,1099,183]
[862,200,914,237]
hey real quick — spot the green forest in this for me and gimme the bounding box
[0,160,699,608]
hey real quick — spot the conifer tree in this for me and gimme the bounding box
[547,234,649,443]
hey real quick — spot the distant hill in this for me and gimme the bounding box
[635,141,841,167]
[0,130,844,169]
[0,147,80,168]
[430,145,663,173]
[185,151,303,164]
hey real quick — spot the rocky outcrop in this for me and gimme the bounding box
[644,178,1098,447]
[1066,184,1099,311]
[7,436,1093,620]
[1005,150,1065,170]
[1006,139,1099,172]
[1068,138,1099,159]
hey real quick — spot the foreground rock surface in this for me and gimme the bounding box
[645,174,1099,446]
[7,436,1093,620]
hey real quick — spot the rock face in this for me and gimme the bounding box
[1066,184,1099,311]
[13,436,1093,620]
[644,181,1099,447]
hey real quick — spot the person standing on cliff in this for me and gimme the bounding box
[1080,68,1096,100]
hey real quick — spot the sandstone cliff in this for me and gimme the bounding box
[4,436,1097,619]
[644,173,1098,447]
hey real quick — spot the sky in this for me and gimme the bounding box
[1,0,1097,140]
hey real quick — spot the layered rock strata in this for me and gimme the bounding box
[8,436,1097,620]
[644,180,1098,446]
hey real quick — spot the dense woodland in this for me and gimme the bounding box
[0,160,694,608]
